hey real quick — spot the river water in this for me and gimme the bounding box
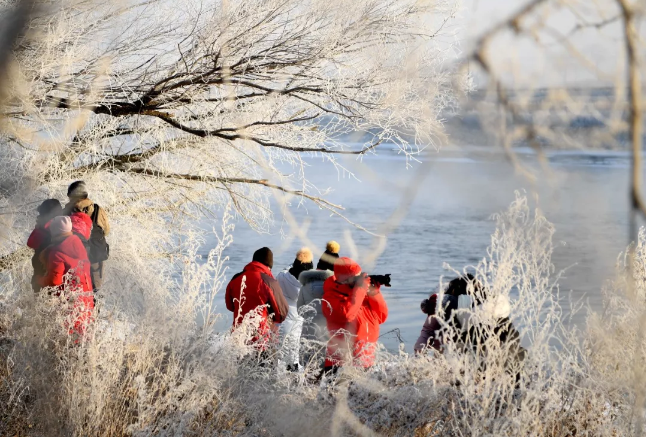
[206,146,635,352]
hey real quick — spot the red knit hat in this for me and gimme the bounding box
[334,257,362,282]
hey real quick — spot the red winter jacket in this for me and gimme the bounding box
[225,261,289,345]
[28,213,91,249]
[322,275,389,368]
[39,233,94,336]
[27,227,48,251]
[28,225,51,292]
[28,213,92,287]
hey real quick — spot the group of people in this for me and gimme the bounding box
[226,244,525,380]
[414,274,525,382]
[225,241,389,374]
[26,181,110,337]
[25,183,524,377]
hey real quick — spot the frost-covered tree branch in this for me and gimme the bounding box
[461,0,646,194]
[0,0,457,244]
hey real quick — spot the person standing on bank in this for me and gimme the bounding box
[276,248,313,372]
[27,199,63,293]
[64,181,110,290]
[297,241,340,343]
[225,247,289,348]
[322,257,389,372]
[39,216,95,338]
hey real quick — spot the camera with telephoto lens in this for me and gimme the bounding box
[368,274,391,287]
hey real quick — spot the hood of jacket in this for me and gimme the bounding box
[298,269,333,286]
[40,233,88,267]
[480,294,511,320]
[70,212,92,240]
[69,198,95,216]
[334,257,362,282]
[54,234,88,260]
[276,270,301,304]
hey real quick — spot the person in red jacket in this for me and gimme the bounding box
[28,201,93,293]
[39,216,95,338]
[225,247,289,348]
[27,199,63,292]
[322,257,389,372]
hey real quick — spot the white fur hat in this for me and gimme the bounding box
[296,247,313,263]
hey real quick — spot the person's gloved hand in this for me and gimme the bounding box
[346,272,370,288]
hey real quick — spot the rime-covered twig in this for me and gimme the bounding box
[1,0,455,232]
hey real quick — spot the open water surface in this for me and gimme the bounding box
[206,147,635,352]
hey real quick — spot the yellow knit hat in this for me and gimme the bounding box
[326,240,340,254]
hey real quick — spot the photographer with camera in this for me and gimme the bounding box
[321,257,390,374]
[414,274,481,354]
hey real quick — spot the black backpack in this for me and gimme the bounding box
[89,204,109,263]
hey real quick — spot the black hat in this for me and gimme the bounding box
[67,180,88,199]
[446,273,485,303]
[252,247,274,269]
[316,240,340,271]
[316,251,339,271]
[37,198,63,217]
[289,248,314,279]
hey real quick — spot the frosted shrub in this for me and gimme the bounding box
[1,197,644,436]
[320,194,625,436]
[585,229,646,435]
[0,208,254,436]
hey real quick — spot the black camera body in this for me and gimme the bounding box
[368,274,391,287]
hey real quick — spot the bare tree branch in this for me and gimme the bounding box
[616,0,646,240]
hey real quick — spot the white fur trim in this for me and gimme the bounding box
[481,295,511,319]
[298,269,333,285]
[296,247,313,263]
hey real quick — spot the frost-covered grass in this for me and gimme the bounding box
[2,0,645,434]
[1,195,645,436]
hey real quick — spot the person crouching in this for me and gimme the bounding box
[322,257,388,374]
